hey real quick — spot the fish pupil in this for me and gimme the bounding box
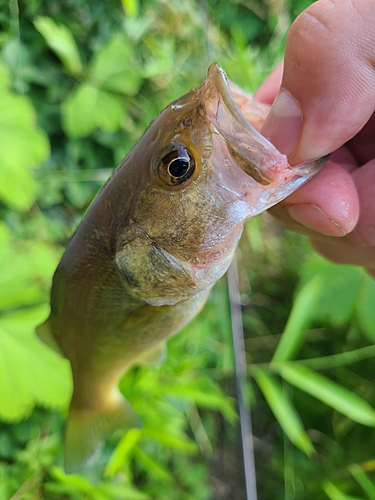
[168,158,189,178]
[157,146,196,185]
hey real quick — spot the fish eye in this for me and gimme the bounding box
[157,146,195,185]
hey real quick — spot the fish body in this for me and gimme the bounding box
[37,64,326,472]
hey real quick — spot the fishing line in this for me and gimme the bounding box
[227,256,258,500]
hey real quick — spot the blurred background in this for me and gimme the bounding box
[1,0,375,499]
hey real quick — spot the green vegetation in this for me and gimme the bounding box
[1,0,375,498]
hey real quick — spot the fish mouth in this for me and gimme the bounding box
[201,63,328,217]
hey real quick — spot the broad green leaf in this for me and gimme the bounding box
[0,234,60,311]
[276,363,375,426]
[0,306,71,421]
[301,256,363,326]
[94,90,124,132]
[272,276,322,362]
[34,16,82,76]
[356,275,375,342]
[121,0,139,19]
[89,36,142,95]
[62,83,98,137]
[252,368,314,456]
[0,63,50,210]
[105,428,142,477]
[323,481,365,500]
[62,84,125,137]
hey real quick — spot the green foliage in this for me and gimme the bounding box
[0,61,49,210]
[34,16,83,76]
[252,367,314,456]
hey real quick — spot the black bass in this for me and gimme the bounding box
[37,63,326,472]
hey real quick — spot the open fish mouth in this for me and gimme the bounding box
[201,63,328,217]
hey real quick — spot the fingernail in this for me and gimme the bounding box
[287,203,346,237]
[262,89,303,157]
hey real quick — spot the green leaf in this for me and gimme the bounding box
[272,276,322,362]
[350,464,375,499]
[134,446,173,482]
[89,36,142,95]
[94,90,125,132]
[34,16,82,76]
[0,62,50,210]
[0,232,61,311]
[99,483,151,500]
[61,83,98,137]
[105,428,142,477]
[301,256,363,326]
[121,0,139,18]
[0,306,71,421]
[49,467,106,499]
[252,368,314,456]
[143,428,198,453]
[62,84,125,137]
[356,275,375,342]
[163,377,237,424]
[276,363,375,427]
[323,481,365,500]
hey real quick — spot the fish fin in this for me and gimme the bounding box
[35,319,64,356]
[64,392,140,473]
[135,341,167,366]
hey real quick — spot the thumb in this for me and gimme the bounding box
[262,0,375,163]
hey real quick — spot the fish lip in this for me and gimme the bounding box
[205,62,277,153]
[200,63,328,215]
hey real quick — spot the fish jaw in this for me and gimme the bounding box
[201,63,328,219]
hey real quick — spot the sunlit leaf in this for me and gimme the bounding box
[62,84,125,137]
[272,276,322,362]
[252,368,314,456]
[356,275,375,342]
[121,0,139,19]
[105,428,142,477]
[49,467,106,499]
[89,36,142,95]
[323,481,365,500]
[349,464,375,499]
[61,83,98,137]
[0,61,50,210]
[0,306,71,421]
[276,363,375,426]
[94,90,124,132]
[99,482,151,500]
[0,230,61,311]
[34,16,82,76]
[301,256,363,326]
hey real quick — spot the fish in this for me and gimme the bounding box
[36,63,326,473]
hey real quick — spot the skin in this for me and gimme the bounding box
[255,0,375,278]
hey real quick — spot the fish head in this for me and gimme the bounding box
[115,64,327,305]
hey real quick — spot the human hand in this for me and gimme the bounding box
[255,0,375,277]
